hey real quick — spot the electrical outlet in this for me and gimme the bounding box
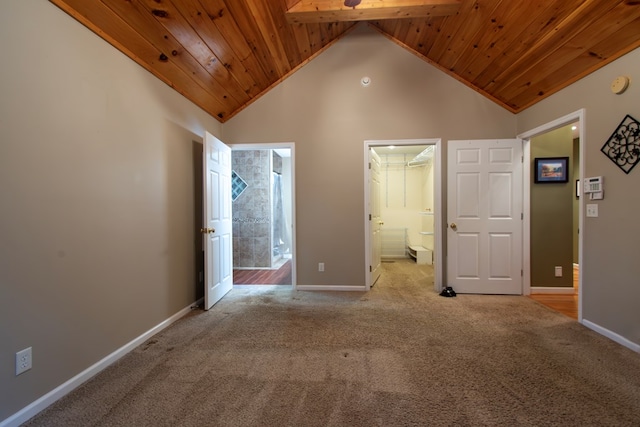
[318,262,325,272]
[555,266,563,277]
[16,347,32,376]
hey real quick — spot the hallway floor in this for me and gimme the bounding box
[529,265,579,319]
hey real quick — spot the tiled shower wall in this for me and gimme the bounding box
[232,150,272,268]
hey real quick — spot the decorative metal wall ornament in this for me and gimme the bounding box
[601,114,640,174]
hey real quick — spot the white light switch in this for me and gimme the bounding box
[586,204,598,217]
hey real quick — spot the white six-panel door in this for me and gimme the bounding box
[447,139,523,294]
[203,132,233,310]
[369,148,382,287]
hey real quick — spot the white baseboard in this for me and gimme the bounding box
[530,286,575,294]
[296,285,367,292]
[0,299,202,427]
[582,319,640,353]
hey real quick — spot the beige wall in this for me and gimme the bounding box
[0,1,221,420]
[223,24,516,286]
[517,47,640,345]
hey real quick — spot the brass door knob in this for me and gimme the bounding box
[450,223,457,231]
[200,227,215,234]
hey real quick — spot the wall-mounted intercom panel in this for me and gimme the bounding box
[583,176,604,200]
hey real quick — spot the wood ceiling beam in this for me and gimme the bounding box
[285,0,461,24]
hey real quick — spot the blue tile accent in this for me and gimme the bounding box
[231,170,248,201]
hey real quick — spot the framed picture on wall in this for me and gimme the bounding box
[534,157,569,183]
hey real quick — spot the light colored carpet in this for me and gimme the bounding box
[24,259,640,426]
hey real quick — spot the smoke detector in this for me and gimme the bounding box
[611,76,630,94]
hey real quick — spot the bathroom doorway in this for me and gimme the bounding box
[230,144,296,286]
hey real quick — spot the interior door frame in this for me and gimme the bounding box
[369,147,383,287]
[517,109,585,322]
[364,138,443,291]
[229,142,297,289]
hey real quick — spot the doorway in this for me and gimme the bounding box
[230,144,296,287]
[526,123,580,319]
[364,139,443,291]
[519,109,584,322]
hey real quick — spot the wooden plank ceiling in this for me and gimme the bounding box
[50,0,640,123]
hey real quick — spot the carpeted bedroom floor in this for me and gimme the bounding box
[24,259,640,426]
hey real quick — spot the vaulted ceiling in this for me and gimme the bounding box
[50,0,640,123]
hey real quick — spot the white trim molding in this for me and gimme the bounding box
[0,301,201,427]
[296,285,367,292]
[530,286,576,294]
[582,319,640,353]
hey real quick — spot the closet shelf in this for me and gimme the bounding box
[408,245,432,265]
[419,211,434,236]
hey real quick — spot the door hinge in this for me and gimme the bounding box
[368,162,371,169]
[521,269,523,277]
[369,265,372,272]
[521,213,523,220]
[369,214,372,221]
[521,156,524,163]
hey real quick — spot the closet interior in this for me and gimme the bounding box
[375,145,436,265]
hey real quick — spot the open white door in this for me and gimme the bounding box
[369,148,383,287]
[447,139,523,294]
[203,132,233,310]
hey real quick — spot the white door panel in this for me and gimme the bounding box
[447,139,522,295]
[204,132,233,310]
[489,233,512,278]
[489,173,513,216]
[457,173,480,217]
[457,233,479,277]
